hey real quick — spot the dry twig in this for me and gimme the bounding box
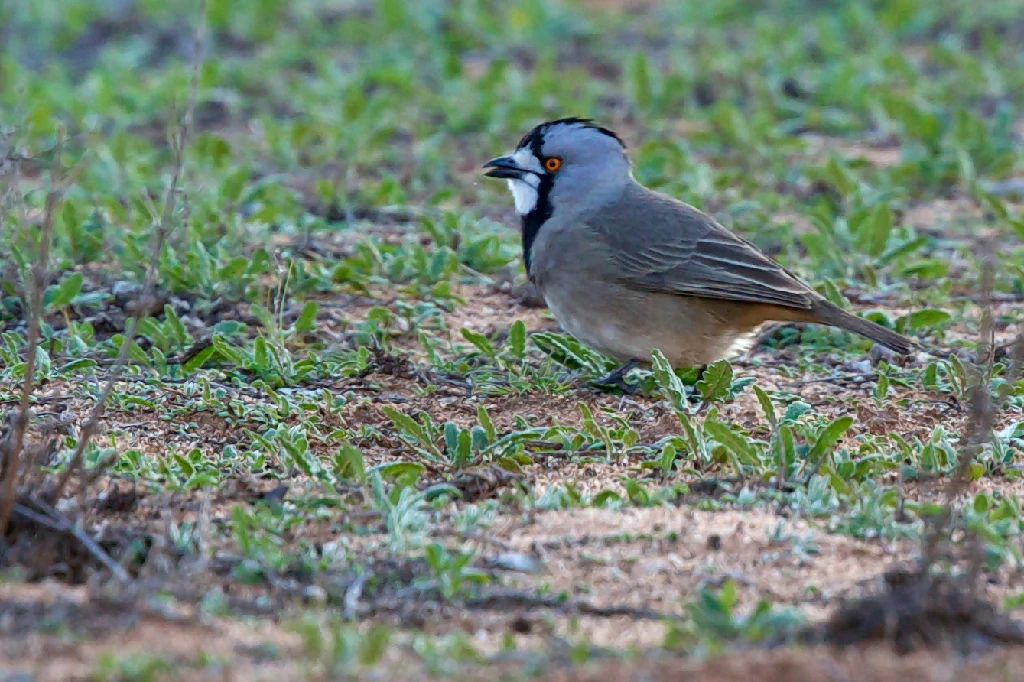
[920,247,1024,576]
[465,590,675,621]
[49,0,208,504]
[0,129,66,534]
[12,501,130,584]
[0,0,209,584]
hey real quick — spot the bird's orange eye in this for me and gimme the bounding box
[544,157,562,172]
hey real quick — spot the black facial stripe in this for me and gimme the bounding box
[513,118,623,281]
[516,127,545,162]
[521,173,553,282]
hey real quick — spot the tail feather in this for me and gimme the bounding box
[810,300,915,355]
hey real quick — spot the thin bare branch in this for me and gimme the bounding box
[920,242,1024,575]
[0,128,65,534]
[465,590,676,621]
[12,501,131,584]
[48,0,209,504]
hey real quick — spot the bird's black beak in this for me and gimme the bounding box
[482,155,528,180]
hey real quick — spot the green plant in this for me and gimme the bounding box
[664,581,803,651]
[422,542,489,600]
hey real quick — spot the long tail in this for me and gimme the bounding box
[809,300,915,355]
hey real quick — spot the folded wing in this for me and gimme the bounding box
[595,188,814,310]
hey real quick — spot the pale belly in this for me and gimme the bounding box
[541,283,758,368]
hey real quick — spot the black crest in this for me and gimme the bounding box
[516,117,625,158]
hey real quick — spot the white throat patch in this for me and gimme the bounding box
[506,148,543,215]
[508,179,538,215]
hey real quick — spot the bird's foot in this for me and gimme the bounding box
[589,360,641,394]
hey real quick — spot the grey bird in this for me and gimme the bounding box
[483,118,914,387]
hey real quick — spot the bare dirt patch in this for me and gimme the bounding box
[484,507,906,632]
[0,582,302,682]
[524,646,1024,682]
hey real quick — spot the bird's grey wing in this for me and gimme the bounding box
[594,191,814,310]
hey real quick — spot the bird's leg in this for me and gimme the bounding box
[591,360,640,393]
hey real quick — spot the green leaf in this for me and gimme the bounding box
[369,461,425,482]
[495,456,523,473]
[779,423,795,472]
[969,462,985,480]
[905,309,951,330]
[125,339,149,365]
[218,256,249,280]
[651,349,689,413]
[677,410,706,464]
[859,201,893,256]
[578,401,596,431]
[358,624,392,666]
[383,406,426,440]
[137,319,167,347]
[382,407,438,457]
[173,453,195,478]
[58,358,97,373]
[183,345,216,372]
[660,442,678,476]
[293,301,319,334]
[461,327,494,356]
[212,335,245,366]
[508,320,526,360]
[622,479,649,505]
[165,305,187,346]
[455,429,473,468]
[820,278,847,308]
[720,580,738,610]
[630,50,652,109]
[532,331,610,374]
[806,416,854,465]
[248,248,271,274]
[697,360,734,404]
[444,421,460,457]
[874,372,890,401]
[419,216,446,247]
[781,401,812,424]
[705,419,758,468]
[477,405,496,443]
[424,543,444,570]
[753,385,777,427]
[823,156,856,196]
[253,336,269,369]
[46,272,83,309]
[289,444,317,478]
[466,425,486,453]
[334,442,366,483]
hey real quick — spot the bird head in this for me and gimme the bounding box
[482,118,630,217]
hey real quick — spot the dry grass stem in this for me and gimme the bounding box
[49,0,208,505]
